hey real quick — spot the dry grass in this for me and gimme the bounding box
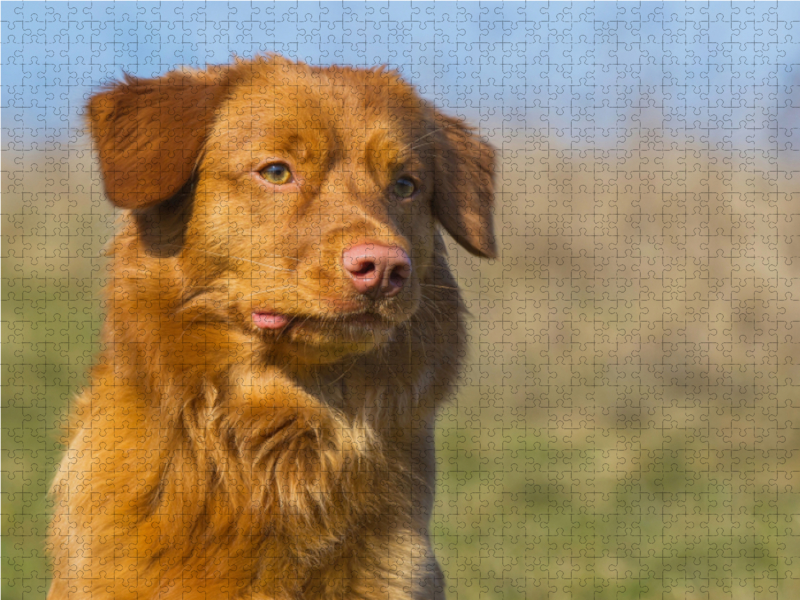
[437,135,800,599]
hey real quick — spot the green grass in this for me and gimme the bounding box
[3,276,103,599]
[433,413,800,599]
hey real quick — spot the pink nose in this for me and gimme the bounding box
[342,243,412,298]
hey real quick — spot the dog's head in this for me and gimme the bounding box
[88,56,495,363]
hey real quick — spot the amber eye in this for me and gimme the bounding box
[259,163,292,185]
[393,177,416,198]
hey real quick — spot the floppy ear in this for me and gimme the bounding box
[431,111,497,259]
[86,68,231,209]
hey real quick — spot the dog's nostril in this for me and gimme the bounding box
[383,263,411,298]
[388,266,408,286]
[351,262,376,278]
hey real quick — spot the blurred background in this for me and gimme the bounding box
[5,2,800,598]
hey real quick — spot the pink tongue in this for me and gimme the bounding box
[252,312,290,329]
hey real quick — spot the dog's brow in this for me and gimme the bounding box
[253,124,333,166]
[365,130,416,172]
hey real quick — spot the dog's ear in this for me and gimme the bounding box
[87,68,231,209]
[431,111,497,259]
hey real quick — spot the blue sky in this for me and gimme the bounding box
[3,2,800,150]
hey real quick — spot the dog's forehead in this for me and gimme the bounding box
[221,60,428,148]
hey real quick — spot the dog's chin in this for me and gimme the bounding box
[253,311,404,363]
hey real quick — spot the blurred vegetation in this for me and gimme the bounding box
[3,148,114,599]
[4,139,800,600]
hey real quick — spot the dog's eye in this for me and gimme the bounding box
[393,177,416,199]
[259,163,292,185]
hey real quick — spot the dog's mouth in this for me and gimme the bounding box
[252,312,292,330]
[251,311,386,331]
[251,309,395,361]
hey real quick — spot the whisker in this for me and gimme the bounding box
[405,141,434,153]
[328,356,361,386]
[422,284,483,298]
[178,312,209,341]
[417,294,451,319]
[399,129,439,153]
[248,286,303,296]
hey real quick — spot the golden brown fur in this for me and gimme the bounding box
[47,55,496,600]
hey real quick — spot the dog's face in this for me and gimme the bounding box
[193,62,439,361]
[88,57,496,363]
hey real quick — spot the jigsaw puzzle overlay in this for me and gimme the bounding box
[4,2,800,599]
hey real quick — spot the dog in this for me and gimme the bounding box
[47,55,496,600]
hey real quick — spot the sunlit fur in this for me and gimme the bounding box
[47,56,496,600]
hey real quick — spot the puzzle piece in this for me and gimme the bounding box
[4,3,800,599]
